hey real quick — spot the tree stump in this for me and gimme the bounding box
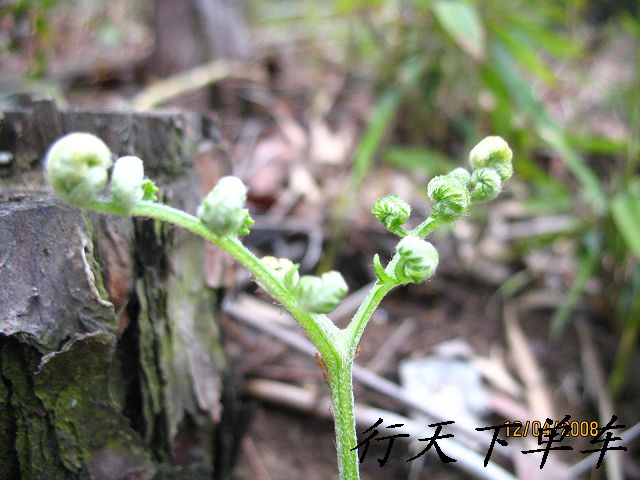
[0,99,228,479]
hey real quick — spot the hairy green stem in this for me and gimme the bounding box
[346,282,394,356]
[345,215,443,356]
[86,198,341,363]
[412,215,442,238]
[82,199,448,480]
[47,130,512,480]
[330,359,359,480]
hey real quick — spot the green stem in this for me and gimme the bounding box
[83,198,442,480]
[86,198,341,362]
[330,359,359,480]
[412,215,442,238]
[345,282,394,356]
[345,215,443,356]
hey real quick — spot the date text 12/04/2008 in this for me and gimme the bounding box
[505,419,602,438]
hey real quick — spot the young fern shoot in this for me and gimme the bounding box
[44,133,512,480]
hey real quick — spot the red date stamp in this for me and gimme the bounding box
[504,420,601,438]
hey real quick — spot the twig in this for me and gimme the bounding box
[566,422,640,478]
[251,364,321,383]
[365,318,414,373]
[331,282,377,326]
[576,318,623,480]
[503,301,555,421]
[250,216,324,271]
[242,436,273,480]
[223,297,510,456]
[233,293,294,326]
[492,215,581,241]
[131,60,264,109]
[246,379,517,480]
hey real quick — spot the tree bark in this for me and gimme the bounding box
[0,99,226,479]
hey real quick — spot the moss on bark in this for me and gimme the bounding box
[1,102,225,478]
[0,367,19,479]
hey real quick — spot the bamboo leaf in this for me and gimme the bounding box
[486,44,606,210]
[351,90,401,187]
[432,0,485,61]
[383,146,454,173]
[611,190,640,258]
[492,25,556,85]
[550,247,598,338]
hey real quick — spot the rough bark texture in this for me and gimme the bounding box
[0,99,226,479]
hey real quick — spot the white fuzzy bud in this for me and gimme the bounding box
[468,136,513,180]
[427,175,470,221]
[45,132,112,206]
[111,156,144,213]
[197,176,252,236]
[294,271,348,314]
[372,195,411,233]
[262,256,300,289]
[447,167,471,187]
[395,236,439,283]
[469,167,502,201]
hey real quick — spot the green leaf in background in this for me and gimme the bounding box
[506,15,581,59]
[491,24,557,85]
[336,0,382,14]
[432,0,485,61]
[321,89,401,272]
[550,247,598,338]
[567,134,628,156]
[551,232,601,338]
[486,43,606,211]
[610,269,640,395]
[611,189,640,258]
[350,90,401,187]
[383,146,454,173]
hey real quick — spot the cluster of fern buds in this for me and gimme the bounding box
[425,135,513,222]
[45,132,157,211]
[45,133,511,315]
[371,136,513,285]
[45,132,349,316]
[44,130,513,480]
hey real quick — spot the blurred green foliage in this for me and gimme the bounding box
[250,0,639,393]
[1,0,59,77]
[1,0,145,82]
